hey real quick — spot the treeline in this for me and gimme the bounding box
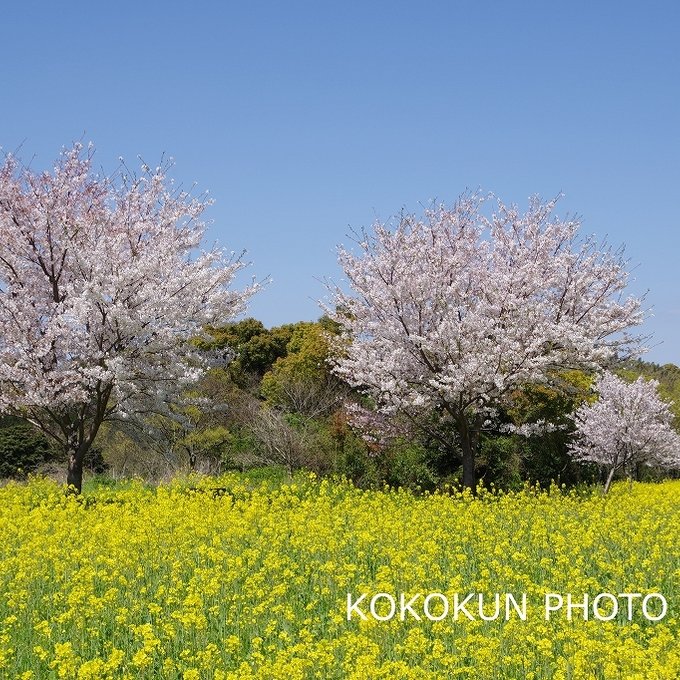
[2,317,679,491]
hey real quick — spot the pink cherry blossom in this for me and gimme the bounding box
[0,143,258,491]
[569,371,680,492]
[327,193,646,489]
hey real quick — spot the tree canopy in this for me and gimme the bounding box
[328,193,646,488]
[569,371,680,492]
[0,144,257,491]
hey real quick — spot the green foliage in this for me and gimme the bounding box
[99,311,680,493]
[323,411,379,488]
[204,318,291,384]
[0,417,53,478]
[261,323,331,398]
[260,320,345,418]
[221,428,263,470]
[83,447,109,475]
[478,435,524,490]
[183,425,232,467]
[381,440,439,491]
[478,370,599,488]
[237,465,290,485]
[477,363,679,490]
[324,412,439,491]
[475,430,596,491]
[505,370,595,427]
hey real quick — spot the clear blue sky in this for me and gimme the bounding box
[2,1,678,364]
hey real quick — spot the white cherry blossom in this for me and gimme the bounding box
[0,143,258,490]
[327,193,646,488]
[569,371,680,492]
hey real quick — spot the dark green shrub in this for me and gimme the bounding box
[0,417,53,478]
[382,440,439,492]
[83,446,110,475]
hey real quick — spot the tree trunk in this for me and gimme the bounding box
[455,413,477,491]
[67,448,85,494]
[460,433,476,490]
[603,451,622,494]
[57,394,110,494]
[603,465,617,494]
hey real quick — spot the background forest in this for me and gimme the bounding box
[2,315,678,492]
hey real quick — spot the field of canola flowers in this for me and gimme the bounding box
[0,474,678,679]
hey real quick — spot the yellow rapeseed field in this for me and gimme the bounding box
[0,475,678,679]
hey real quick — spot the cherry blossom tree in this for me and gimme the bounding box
[569,371,680,492]
[0,143,258,491]
[327,193,646,489]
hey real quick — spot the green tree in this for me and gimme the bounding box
[261,321,346,418]
[205,318,291,382]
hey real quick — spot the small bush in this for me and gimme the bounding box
[0,417,53,478]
